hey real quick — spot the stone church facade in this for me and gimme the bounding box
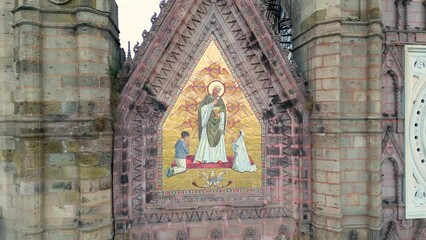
[0,0,426,239]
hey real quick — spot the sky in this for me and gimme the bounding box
[116,0,161,55]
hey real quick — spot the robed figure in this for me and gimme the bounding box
[232,130,257,172]
[194,82,228,164]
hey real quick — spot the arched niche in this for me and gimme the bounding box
[382,157,399,204]
[381,130,404,206]
[112,0,310,237]
[382,46,404,120]
[382,71,398,117]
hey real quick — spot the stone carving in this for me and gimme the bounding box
[403,0,412,29]
[275,225,288,240]
[159,0,166,9]
[131,207,292,225]
[382,46,404,121]
[141,232,151,240]
[151,12,157,24]
[382,130,404,204]
[416,219,426,240]
[245,227,256,240]
[348,230,358,240]
[113,0,309,235]
[385,221,400,240]
[424,1,426,28]
[395,0,404,30]
[401,219,413,229]
[176,230,187,240]
[395,0,413,29]
[48,0,71,4]
[211,228,222,239]
[380,44,405,226]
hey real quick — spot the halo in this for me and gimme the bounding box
[207,80,225,97]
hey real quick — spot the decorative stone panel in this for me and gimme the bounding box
[113,0,310,238]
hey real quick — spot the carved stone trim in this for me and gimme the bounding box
[211,228,223,240]
[382,127,404,204]
[349,230,358,240]
[416,219,426,240]
[275,225,288,240]
[131,207,293,225]
[403,0,412,29]
[382,46,404,93]
[113,0,309,235]
[141,232,151,240]
[385,221,400,240]
[395,0,403,30]
[245,227,256,240]
[48,0,71,4]
[176,230,187,240]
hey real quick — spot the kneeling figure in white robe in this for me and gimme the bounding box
[232,130,257,172]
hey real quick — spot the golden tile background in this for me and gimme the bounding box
[161,40,262,191]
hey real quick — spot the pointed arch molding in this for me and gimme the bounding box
[382,130,404,205]
[113,0,309,234]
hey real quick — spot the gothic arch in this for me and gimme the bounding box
[382,46,404,134]
[381,130,404,205]
[112,0,309,238]
[382,70,399,118]
[382,46,404,85]
[382,157,401,204]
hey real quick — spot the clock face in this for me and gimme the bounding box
[48,0,71,4]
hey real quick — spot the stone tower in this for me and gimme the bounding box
[0,0,119,239]
[291,0,384,239]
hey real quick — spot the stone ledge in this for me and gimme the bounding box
[11,21,119,45]
[11,5,119,35]
[292,18,383,52]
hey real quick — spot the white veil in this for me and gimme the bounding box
[232,130,256,172]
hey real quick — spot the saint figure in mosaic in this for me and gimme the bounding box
[194,81,227,164]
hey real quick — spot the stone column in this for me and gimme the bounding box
[12,1,44,239]
[75,1,119,239]
[395,0,403,30]
[0,0,17,239]
[366,0,383,237]
[5,0,119,239]
[404,0,412,29]
[291,0,383,238]
[424,1,426,29]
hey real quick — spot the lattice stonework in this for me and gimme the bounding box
[113,0,310,236]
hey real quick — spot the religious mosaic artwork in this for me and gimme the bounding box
[160,37,264,193]
[405,45,426,218]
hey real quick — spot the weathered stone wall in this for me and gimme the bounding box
[2,0,426,239]
[0,0,119,239]
[292,0,383,239]
[0,0,18,239]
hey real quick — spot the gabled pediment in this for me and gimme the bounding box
[119,0,306,120]
[113,1,310,235]
[382,129,404,175]
[382,46,404,86]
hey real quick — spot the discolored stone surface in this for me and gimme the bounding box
[0,0,119,239]
[0,0,425,239]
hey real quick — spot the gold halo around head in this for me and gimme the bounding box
[208,80,225,97]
